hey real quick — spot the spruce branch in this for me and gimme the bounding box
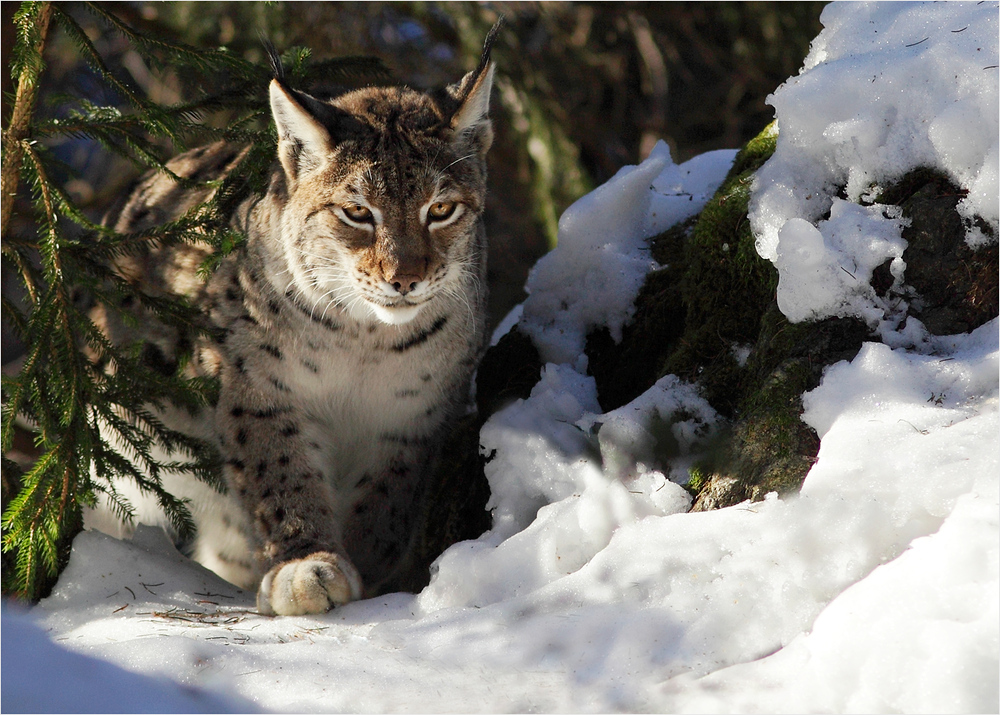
[1,242,42,304]
[2,1,54,242]
[51,5,174,120]
[80,1,262,81]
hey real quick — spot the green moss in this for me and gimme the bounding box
[659,123,779,415]
[649,216,696,265]
[647,122,871,508]
[726,121,779,179]
[684,464,709,497]
[586,123,784,417]
[688,300,871,509]
[582,122,810,507]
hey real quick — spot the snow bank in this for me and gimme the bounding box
[662,325,1000,714]
[6,2,999,713]
[418,369,713,613]
[520,143,737,367]
[750,0,999,326]
[2,604,252,713]
[20,317,997,712]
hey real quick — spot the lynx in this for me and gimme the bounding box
[88,26,499,615]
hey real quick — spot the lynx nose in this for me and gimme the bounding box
[389,274,421,295]
[380,254,427,296]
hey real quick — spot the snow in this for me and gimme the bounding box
[4,2,998,713]
[520,143,738,369]
[1,606,254,713]
[751,0,999,327]
[772,201,908,325]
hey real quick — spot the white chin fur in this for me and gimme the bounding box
[369,302,423,325]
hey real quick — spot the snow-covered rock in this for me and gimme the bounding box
[750,0,998,327]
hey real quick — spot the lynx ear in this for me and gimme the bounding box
[269,80,333,184]
[450,63,495,135]
[449,18,502,154]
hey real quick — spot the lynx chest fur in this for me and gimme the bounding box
[92,33,498,616]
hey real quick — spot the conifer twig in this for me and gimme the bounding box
[2,2,54,241]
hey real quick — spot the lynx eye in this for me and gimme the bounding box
[342,202,373,224]
[427,201,457,222]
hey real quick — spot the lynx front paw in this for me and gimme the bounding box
[257,551,363,616]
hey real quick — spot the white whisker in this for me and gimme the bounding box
[442,153,476,172]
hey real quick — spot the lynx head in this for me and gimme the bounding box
[267,24,499,326]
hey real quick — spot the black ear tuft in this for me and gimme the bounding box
[447,18,501,142]
[260,35,285,83]
[477,16,504,77]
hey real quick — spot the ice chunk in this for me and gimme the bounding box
[773,199,907,324]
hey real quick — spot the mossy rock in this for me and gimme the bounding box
[582,132,996,512]
[583,121,871,509]
[587,123,781,415]
[689,307,869,510]
[658,124,781,416]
